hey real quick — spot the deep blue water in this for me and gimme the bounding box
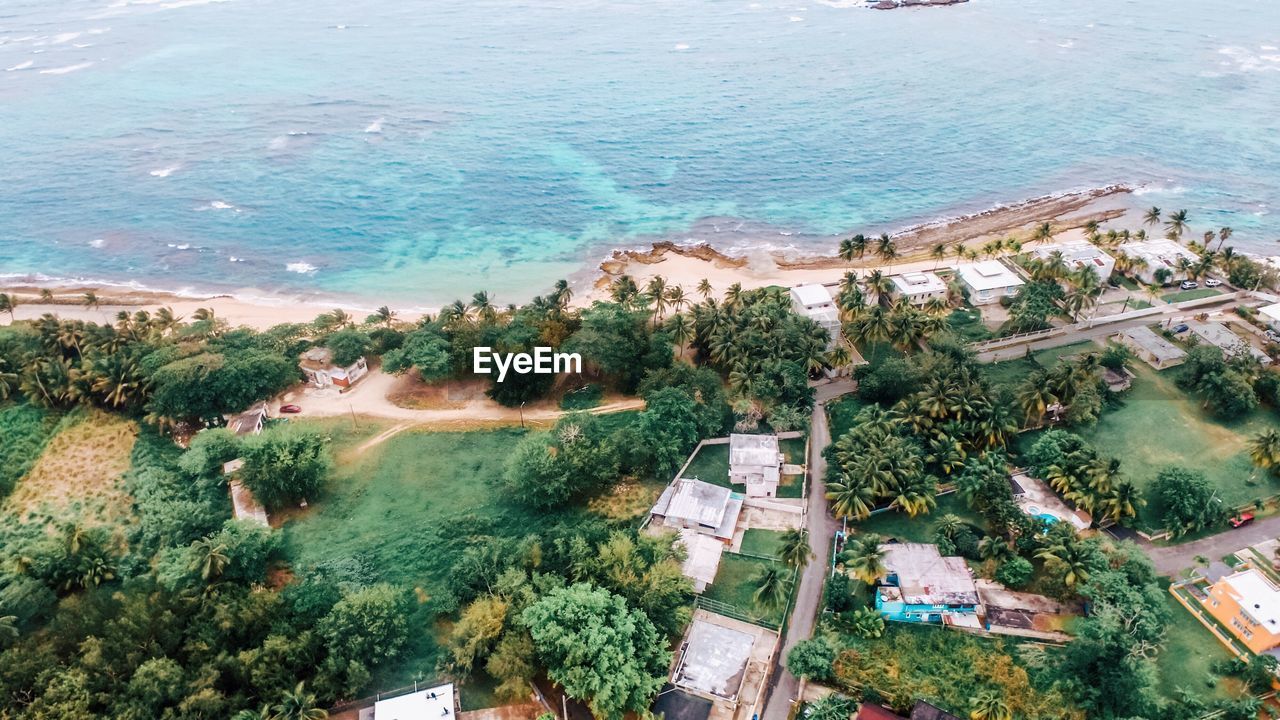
[1,0,1278,306]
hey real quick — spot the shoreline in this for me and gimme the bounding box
[2,184,1142,329]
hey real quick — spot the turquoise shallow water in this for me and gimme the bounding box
[0,0,1278,306]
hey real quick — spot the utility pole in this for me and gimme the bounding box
[519,401,526,429]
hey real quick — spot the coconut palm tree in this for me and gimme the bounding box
[838,607,886,639]
[646,276,669,325]
[191,539,230,583]
[805,695,858,720]
[1016,372,1057,425]
[877,234,899,273]
[1216,226,1233,251]
[1143,206,1161,226]
[969,690,1012,720]
[1250,430,1280,475]
[666,313,694,359]
[39,288,54,303]
[697,278,713,299]
[666,285,690,314]
[373,306,397,327]
[777,528,813,570]
[978,536,1013,563]
[1036,538,1092,587]
[271,683,328,720]
[552,278,573,308]
[0,293,16,322]
[231,705,273,720]
[841,534,886,584]
[824,344,852,375]
[1165,209,1189,240]
[724,282,744,308]
[839,234,868,263]
[1099,481,1144,524]
[931,243,948,269]
[82,291,100,310]
[1031,221,1054,245]
[470,292,498,325]
[752,565,791,610]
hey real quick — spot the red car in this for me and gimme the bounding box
[1229,513,1255,528]
[279,404,302,414]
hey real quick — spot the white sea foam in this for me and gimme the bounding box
[39,61,93,75]
[268,135,289,150]
[788,15,804,22]
[1218,46,1280,73]
[88,238,106,248]
[1057,39,1075,49]
[51,32,81,44]
[73,43,93,48]
[5,60,33,71]
[286,261,318,274]
[229,256,244,263]
[674,43,690,51]
[364,117,384,133]
[196,200,240,212]
[149,164,180,177]
[1133,184,1188,197]
[1263,45,1278,51]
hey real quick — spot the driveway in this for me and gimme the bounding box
[760,382,849,720]
[1146,516,1280,576]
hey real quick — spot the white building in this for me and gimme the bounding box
[955,261,1025,305]
[1030,240,1116,283]
[790,284,840,343]
[364,683,457,720]
[729,434,784,498]
[299,347,369,388]
[1117,239,1198,285]
[1187,320,1271,365]
[890,271,948,306]
[1259,303,1280,332]
[650,478,743,543]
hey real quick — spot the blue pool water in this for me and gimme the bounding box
[1,0,1278,306]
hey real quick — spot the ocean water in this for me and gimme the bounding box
[1,0,1278,307]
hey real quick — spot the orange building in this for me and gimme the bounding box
[1204,567,1280,654]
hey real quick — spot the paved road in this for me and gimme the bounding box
[760,381,850,720]
[1147,515,1280,575]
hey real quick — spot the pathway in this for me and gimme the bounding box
[760,379,852,720]
[1146,516,1280,576]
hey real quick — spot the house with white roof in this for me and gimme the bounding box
[955,261,1024,305]
[1258,303,1280,332]
[1117,239,1198,285]
[361,683,457,720]
[790,284,841,343]
[890,271,948,306]
[650,478,743,543]
[1202,567,1280,655]
[873,543,981,627]
[1030,240,1116,283]
[729,434,784,498]
[1115,326,1186,370]
[1187,320,1271,365]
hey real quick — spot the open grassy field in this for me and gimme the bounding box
[700,552,791,627]
[946,307,993,343]
[1071,364,1280,530]
[0,403,62,499]
[1156,590,1237,704]
[681,437,807,498]
[740,528,786,558]
[851,492,985,543]
[3,408,137,527]
[281,422,594,691]
[1162,287,1223,304]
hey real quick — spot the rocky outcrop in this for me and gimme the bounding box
[872,0,968,8]
[598,241,749,277]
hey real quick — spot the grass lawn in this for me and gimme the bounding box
[855,341,903,366]
[740,528,786,558]
[683,437,807,498]
[1162,287,1222,303]
[701,553,791,627]
[945,307,993,343]
[282,424,589,692]
[1071,364,1280,530]
[1115,275,1141,291]
[1156,590,1237,704]
[981,340,1101,393]
[826,395,870,440]
[0,403,62,500]
[851,493,985,542]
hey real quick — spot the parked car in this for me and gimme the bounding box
[1230,513,1255,528]
[1171,323,1189,334]
[1179,280,1199,290]
[1205,278,1222,287]
[279,404,302,414]
[1266,329,1280,343]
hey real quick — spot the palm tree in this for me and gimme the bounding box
[777,528,813,570]
[552,278,573,309]
[977,536,1013,563]
[752,565,790,610]
[231,705,273,720]
[646,276,669,325]
[1143,206,1161,226]
[609,275,639,305]
[82,291,100,310]
[877,234,898,273]
[1016,372,1057,425]
[666,285,690,314]
[841,534,885,584]
[1036,539,1091,587]
[666,313,694,359]
[969,690,1012,720]
[824,344,852,375]
[697,278,713,299]
[271,683,328,720]
[0,615,18,648]
[1164,209,1189,240]
[0,293,16,322]
[191,539,230,583]
[39,288,54,303]
[839,234,868,263]
[373,306,397,327]
[470,292,497,325]
[1251,430,1280,475]
[838,607,886,639]
[1099,481,1143,524]
[1216,226,1233,251]
[1031,221,1054,245]
[931,243,948,269]
[805,695,858,720]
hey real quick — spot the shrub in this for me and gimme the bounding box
[995,557,1034,588]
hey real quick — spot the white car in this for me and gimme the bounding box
[1179,280,1198,290]
[1205,278,1222,287]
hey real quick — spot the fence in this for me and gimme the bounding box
[327,677,452,716]
[694,595,782,631]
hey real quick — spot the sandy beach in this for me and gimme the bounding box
[1,186,1134,329]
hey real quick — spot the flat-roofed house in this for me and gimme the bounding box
[1259,303,1280,332]
[1187,320,1271,365]
[729,433,784,498]
[1115,326,1187,370]
[790,284,841,343]
[1117,239,1198,285]
[299,346,369,389]
[650,478,743,543]
[1030,240,1116,283]
[873,543,980,627]
[365,683,458,720]
[890,271,948,306]
[955,261,1024,305]
[1202,568,1280,655]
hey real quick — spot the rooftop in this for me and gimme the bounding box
[673,618,756,699]
[225,403,267,436]
[1118,238,1198,267]
[729,434,782,470]
[955,261,1024,292]
[790,283,835,309]
[909,701,962,720]
[372,683,455,720]
[1118,326,1187,363]
[1222,569,1280,633]
[652,478,743,539]
[1187,320,1271,364]
[880,542,978,606]
[678,530,725,591]
[891,271,947,296]
[856,704,907,720]
[1260,302,1280,322]
[1030,240,1113,271]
